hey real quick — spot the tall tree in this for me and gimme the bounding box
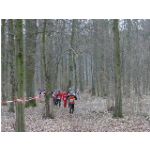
[126,19,132,97]
[42,19,54,118]
[98,20,107,97]
[91,20,98,96]
[92,19,105,96]
[25,20,37,107]
[68,19,79,91]
[15,19,25,131]
[1,19,6,101]
[7,19,15,112]
[113,19,123,118]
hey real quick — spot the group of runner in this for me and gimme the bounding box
[38,88,79,114]
[52,89,79,114]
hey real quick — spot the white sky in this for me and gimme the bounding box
[0,0,150,19]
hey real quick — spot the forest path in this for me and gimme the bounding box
[1,94,150,132]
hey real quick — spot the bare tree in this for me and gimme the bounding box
[42,19,54,118]
[113,19,123,118]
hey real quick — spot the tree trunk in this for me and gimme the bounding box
[79,55,84,92]
[125,19,132,97]
[15,19,25,131]
[1,19,6,102]
[73,53,78,92]
[91,55,96,96]
[113,19,123,118]
[42,19,54,118]
[92,20,98,96]
[7,19,15,112]
[15,102,25,132]
[68,19,78,91]
[25,20,37,107]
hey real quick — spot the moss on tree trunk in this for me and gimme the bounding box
[15,20,25,131]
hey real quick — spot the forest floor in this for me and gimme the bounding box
[1,93,150,132]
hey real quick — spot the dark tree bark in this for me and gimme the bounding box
[113,19,123,118]
[124,19,132,97]
[92,20,98,96]
[7,19,15,112]
[68,19,79,91]
[15,19,25,131]
[42,19,54,118]
[25,20,37,107]
[1,19,6,102]
[79,54,84,92]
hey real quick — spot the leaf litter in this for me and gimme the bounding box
[1,93,150,132]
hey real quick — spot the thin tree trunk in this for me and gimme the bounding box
[91,55,96,96]
[92,20,98,96]
[1,19,6,102]
[125,19,132,97]
[79,55,84,92]
[8,19,15,112]
[73,54,78,92]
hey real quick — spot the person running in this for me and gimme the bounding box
[56,90,62,107]
[67,92,77,114]
[62,91,68,108]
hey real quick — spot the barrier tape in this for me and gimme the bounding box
[1,95,44,105]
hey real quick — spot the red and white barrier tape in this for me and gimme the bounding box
[1,95,43,105]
